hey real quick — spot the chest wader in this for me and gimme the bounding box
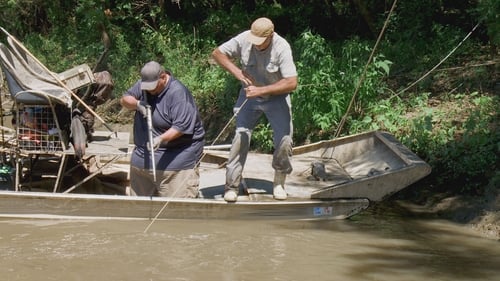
[272,135,293,200]
[224,128,251,202]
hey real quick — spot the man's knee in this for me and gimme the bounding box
[233,127,251,146]
[272,135,293,174]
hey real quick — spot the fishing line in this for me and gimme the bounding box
[143,98,249,233]
[389,21,481,99]
[334,0,398,139]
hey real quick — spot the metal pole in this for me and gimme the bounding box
[146,105,156,182]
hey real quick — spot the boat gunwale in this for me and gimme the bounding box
[0,190,370,206]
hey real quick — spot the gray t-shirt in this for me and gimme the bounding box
[218,30,297,87]
[124,73,205,170]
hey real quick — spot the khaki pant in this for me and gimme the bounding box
[130,166,199,198]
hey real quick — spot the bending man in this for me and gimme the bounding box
[120,61,205,198]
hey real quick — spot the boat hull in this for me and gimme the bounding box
[0,191,369,220]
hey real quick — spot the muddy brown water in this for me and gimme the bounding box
[1,206,499,281]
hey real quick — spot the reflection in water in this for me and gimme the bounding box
[0,210,498,281]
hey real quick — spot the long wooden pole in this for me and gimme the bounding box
[0,27,115,135]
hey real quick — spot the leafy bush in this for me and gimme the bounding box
[427,94,499,190]
[292,31,391,143]
[397,93,498,192]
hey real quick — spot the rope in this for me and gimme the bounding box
[334,0,398,138]
[390,22,481,99]
[0,69,4,143]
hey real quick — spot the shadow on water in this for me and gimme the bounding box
[280,201,499,281]
[1,199,498,281]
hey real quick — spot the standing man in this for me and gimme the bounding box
[120,61,205,198]
[211,17,298,202]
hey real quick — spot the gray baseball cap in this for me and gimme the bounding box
[140,61,164,91]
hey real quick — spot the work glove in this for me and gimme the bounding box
[147,136,163,152]
[152,136,163,151]
[136,100,148,118]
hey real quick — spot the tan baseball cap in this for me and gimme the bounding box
[247,17,274,45]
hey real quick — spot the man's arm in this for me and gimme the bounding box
[245,76,297,98]
[212,47,297,97]
[157,127,183,143]
[211,48,254,86]
[120,94,141,110]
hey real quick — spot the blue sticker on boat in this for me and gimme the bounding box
[313,206,333,216]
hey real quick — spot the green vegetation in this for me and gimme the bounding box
[0,0,498,193]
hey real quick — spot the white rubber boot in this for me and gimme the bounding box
[224,188,238,202]
[273,172,287,200]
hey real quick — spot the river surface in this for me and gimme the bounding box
[0,206,498,281]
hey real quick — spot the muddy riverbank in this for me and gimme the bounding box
[387,179,500,240]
